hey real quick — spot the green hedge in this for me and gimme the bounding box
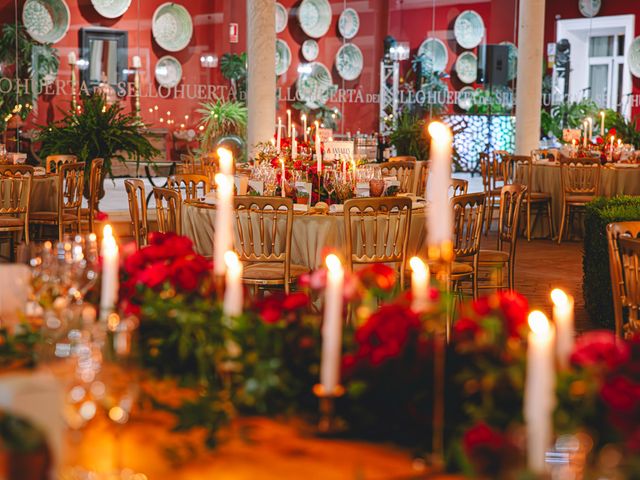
[583,196,640,328]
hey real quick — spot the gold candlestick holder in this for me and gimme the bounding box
[312,383,346,436]
[70,62,77,112]
[133,67,141,122]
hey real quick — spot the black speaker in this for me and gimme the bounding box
[477,44,510,86]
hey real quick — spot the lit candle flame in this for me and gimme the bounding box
[528,311,551,336]
[550,288,568,307]
[325,254,343,273]
[409,256,428,276]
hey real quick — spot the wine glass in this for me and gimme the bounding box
[322,169,336,205]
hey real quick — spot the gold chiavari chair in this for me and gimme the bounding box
[449,178,469,197]
[557,160,600,244]
[168,174,211,202]
[390,155,417,163]
[416,162,429,197]
[30,162,85,241]
[234,196,308,294]
[344,197,412,290]
[379,161,416,194]
[510,155,554,241]
[606,221,640,337]
[447,193,485,299]
[616,236,640,337]
[45,154,77,174]
[1,165,34,176]
[178,153,198,174]
[478,184,526,291]
[80,158,104,234]
[480,153,503,233]
[0,176,31,259]
[153,187,182,235]
[125,179,149,248]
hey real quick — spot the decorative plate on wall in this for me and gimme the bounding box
[275,39,292,76]
[579,0,601,18]
[417,37,448,72]
[302,39,319,61]
[155,55,182,88]
[298,0,332,39]
[296,61,336,109]
[458,86,474,111]
[338,8,360,40]
[152,3,193,52]
[455,51,477,84]
[275,3,288,33]
[335,43,363,81]
[91,0,131,19]
[628,36,640,78]
[22,0,70,44]
[499,41,518,81]
[454,10,485,49]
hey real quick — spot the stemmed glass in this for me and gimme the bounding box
[322,169,336,205]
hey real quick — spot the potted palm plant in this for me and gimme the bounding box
[36,94,159,198]
[196,99,247,158]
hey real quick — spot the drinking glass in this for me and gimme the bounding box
[323,169,336,205]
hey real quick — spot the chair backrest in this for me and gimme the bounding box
[153,187,182,235]
[0,165,34,177]
[178,153,198,174]
[124,179,148,248]
[168,174,210,201]
[617,236,640,329]
[0,176,31,218]
[343,197,412,286]
[379,161,416,194]
[451,192,485,260]
[496,184,526,255]
[390,155,417,163]
[449,178,469,197]
[560,161,601,197]
[87,158,104,233]
[479,153,492,194]
[46,154,77,174]
[606,221,640,336]
[416,161,429,197]
[59,162,85,215]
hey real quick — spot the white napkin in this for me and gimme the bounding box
[329,204,344,214]
[0,264,30,329]
[294,204,309,212]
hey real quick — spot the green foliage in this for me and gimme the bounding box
[0,24,59,130]
[0,325,41,369]
[583,196,640,328]
[540,99,600,140]
[36,94,159,178]
[467,86,513,115]
[196,100,247,153]
[607,112,640,148]
[291,103,341,130]
[219,52,247,100]
[389,111,430,160]
[0,413,47,453]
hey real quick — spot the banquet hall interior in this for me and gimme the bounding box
[1,0,640,478]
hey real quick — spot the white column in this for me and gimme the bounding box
[514,0,546,155]
[247,0,276,157]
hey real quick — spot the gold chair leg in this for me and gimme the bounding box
[547,200,555,240]
[527,203,532,242]
[558,201,567,244]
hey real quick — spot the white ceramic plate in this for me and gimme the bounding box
[628,36,640,78]
[152,3,193,52]
[275,39,292,76]
[454,10,485,49]
[155,55,182,88]
[458,86,474,111]
[335,43,363,81]
[298,0,332,39]
[455,51,477,84]
[275,3,287,33]
[417,37,448,72]
[302,39,319,61]
[22,0,70,44]
[296,61,336,109]
[499,41,518,81]
[91,0,131,18]
[338,8,359,40]
[579,0,601,18]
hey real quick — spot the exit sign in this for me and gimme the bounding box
[229,23,239,43]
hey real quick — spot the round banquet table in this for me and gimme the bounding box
[31,174,59,211]
[527,163,640,236]
[182,202,428,270]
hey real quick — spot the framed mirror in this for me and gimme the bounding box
[79,27,128,96]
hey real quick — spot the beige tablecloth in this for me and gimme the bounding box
[525,164,640,236]
[31,175,58,211]
[182,202,428,270]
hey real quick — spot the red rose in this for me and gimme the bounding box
[356,263,396,291]
[282,291,309,311]
[462,422,506,457]
[498,291,529,338]
[453,317,481,342]
[626,427,640,453]
[609,128,617,137]
[596,136,604,145]
[136,262,171,289]
[95,211,109,221]
[570,330,630,370]
[169,254,210,292]
[601,375,640,412]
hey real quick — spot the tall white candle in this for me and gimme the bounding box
[277,117,282,151]
[342,156,347,177]
[525,311,556,474]
[600,111,605,137]
[427,122,453,248]
[583,121,588,148]
[217,147,233,176]
[315,121,322,174]
[321,254,344,393]
[587,117,593,140]
[67,51,76,65]
[302,114,307,142]
[280,158,286,197]
[410,257,430,312]
[551,289,574,370]
[132,55,142,69]
[287,109,292,138]
[223,251,243,316]
[100,225,119,319]
[292,127,298,159]
[214,173,233,276]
